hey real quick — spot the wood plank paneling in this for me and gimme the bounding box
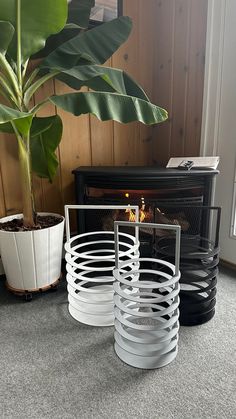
[112,0,140,166]
[184,0,208,156]
[90,59,114,166]
[0,93,21,216]
[152,0,175,165]
[55,82,91,205]
[0,133,21,215]
[0,1,208,217]
[137,0,156,165]
[170,0,191,157]
[152,0,207,165]
[90,115,114,165]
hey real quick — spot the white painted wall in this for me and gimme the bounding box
[201,0,236,264]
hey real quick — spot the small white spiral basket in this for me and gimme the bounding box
[113,221,181,369]
[64,205,140,326]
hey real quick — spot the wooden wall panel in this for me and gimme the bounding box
[0,0,208,217]
[137,0,156,165]
[170,0,191,157]
[153,0,207,165]
[90,115,114,166]
[184,0,208,156]
[112,0,140,166]
[0,95,21,216]
[152,0,175,165]
[55,82,91,205]
[0,133,21,216]
[89,59,114,166]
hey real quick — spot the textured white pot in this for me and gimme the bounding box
[0,213,64,291]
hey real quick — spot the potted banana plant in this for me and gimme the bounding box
[0,0,167,297]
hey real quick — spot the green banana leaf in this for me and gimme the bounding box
[0,21,14,54]
[41,16,132,70]
[30,116,63,181]
[0,122,13,134]
[56,65,149,101]
[50,92,168,125]
[0,0,67,62]
[33,0,95,59]
[0,104,33,136]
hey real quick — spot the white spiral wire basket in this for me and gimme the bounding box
[113,221,181,369]
[64,205,140,326]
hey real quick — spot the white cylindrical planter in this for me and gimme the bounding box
[0,213,64,293]
[113,221,181,369]
[65,231,139,327]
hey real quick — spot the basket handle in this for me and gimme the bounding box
[114,221,181,277]
[64,205,139,242]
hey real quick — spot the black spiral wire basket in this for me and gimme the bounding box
[154,206,221,326]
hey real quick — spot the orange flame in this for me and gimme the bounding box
[140,210,146,223]
[125,207,146,223]
[125,207,136,222]
[124,194,147,222]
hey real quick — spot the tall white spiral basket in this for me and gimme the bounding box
[113,221,181,369]
[64,205,140,326]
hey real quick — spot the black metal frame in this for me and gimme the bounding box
[72,167,221,326]
[73,166,219,234]
[155,206,221,326]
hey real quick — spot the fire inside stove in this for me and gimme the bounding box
[73,167,215,256]
[83,186,205,249]
[124,194,149,223]
[123,193,191,236]
[86,187,202,233]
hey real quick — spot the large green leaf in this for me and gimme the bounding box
[41,16,132,70]
[33,0,95,59]
[0,21,14,54]
[0,0,68,62]
[57,65,149,101]
[0,104,33,135]
[50,92,168,125]
[57,65,125,93]
[0,122,13,134]
[32,27,80,60]
[30,115,63,181]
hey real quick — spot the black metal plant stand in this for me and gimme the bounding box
[154,207,221,326]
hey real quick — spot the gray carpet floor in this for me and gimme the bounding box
[0,267,235,419]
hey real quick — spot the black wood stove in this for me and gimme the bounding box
[72,166,220,326]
